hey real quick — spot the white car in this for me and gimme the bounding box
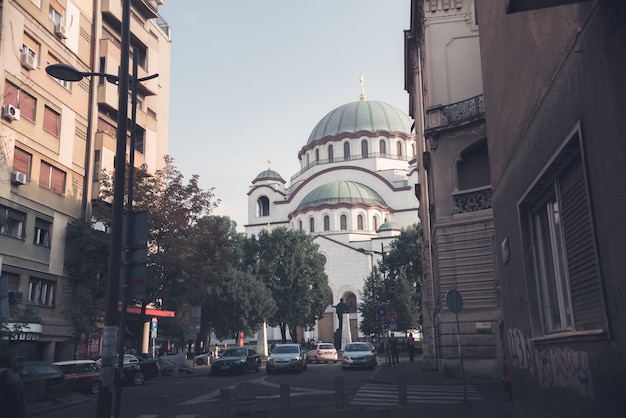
[307,343,338,363]
[193,352,212,365]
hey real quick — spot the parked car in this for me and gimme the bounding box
[211,347,261,376]
[53,360,100,395]
[341,342,378,370]
[95,354,159,386]
[266,344,307,374]
[15,361,66,404]
[193,351,212,365]
[307,342,338,364]
[158,353,193,376]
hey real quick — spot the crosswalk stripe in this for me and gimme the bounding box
[351,383,484,406]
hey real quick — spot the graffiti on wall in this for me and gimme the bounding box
[507,328,594,399]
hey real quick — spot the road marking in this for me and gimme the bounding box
[351,383,484,406]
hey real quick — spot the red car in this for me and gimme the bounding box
[53,360,101,394]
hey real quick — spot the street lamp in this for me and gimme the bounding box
[47,21,156,418]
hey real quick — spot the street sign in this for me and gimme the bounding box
[151,317,158,339]
[376,305,388,319]
[446,289,463,313]
[387,311,398,322]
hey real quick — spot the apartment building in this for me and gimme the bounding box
[404,0,504,379]
[0,0,170,362]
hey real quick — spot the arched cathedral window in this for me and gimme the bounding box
[256,196,270,217]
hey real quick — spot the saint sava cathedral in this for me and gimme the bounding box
[245,79,419,343]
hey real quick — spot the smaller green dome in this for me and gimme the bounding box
[253,169,285,184]
[295,181,387,212]
[377,222,400,232]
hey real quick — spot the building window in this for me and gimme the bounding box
[12,147,32,178]
[46,55,71,89]
[298,220,303,230]
[323,215,330,231]
[328,145,334,163]
[34,218,51,247]
[4,81,36,121]
[93,150,101,181]
[49,0,64,25]
[315,149,320,163]
[396,141,403,157]
[309,218,315,233]
[412,143,416,156]
[379,140,386,156]
[372,216,378,231]
[521,128,607,335]
[343,142,350,161]
[43,106,60,136]
[361,140,368,158]
[0,206,26,239]
[39,161,66,194]
[357,214,364,231]
[340,214,347,231]
[27,278,55,307]
[256,196,270,217]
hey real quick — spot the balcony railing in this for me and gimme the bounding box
[426,94,484,130]
[452,186,492,214]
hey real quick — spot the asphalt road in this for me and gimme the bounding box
[40,361,377,417]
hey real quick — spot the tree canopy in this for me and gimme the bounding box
[243,228,329,343]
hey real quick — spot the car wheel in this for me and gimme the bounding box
[132,371,146,386]
[334,360,337,363]
[90,380,101,395]
[196,358,204,365]
[160,368,173,377]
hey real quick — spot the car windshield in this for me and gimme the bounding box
[222,348,246,357]
[345,344,371,352]
[273,345,299,354]
[319,344,335,350]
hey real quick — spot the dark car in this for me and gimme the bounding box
[95,354,159,386]
[341,342,378,370]
[211,347,261,376]
[15,361,66,404]
[53,360,100,394]
[266,344,307,374]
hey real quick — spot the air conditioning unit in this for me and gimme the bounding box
[20,51,38,70]
[11,171,27,185]
[55,22,67,39]
[2,104,20,121]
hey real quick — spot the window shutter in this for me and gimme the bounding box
[559,156,606,331]
[50,166,66,194]
[13,148,31,175]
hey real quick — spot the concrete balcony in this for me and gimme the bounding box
[426,94,485,130]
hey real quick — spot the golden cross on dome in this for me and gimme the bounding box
[359,72,367,101]
[267,159,271,170]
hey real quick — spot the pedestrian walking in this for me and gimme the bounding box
[407,332,415,362]
[388,333,399,367]
[0,353,27,418]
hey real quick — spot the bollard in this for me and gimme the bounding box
[279,383,290,416]
[220,388,231,418]
[398,371,407,406]
[159,395,170,418]
[335,375,345,409]
[236,382,256,416]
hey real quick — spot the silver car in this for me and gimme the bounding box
[266,344,308,374]
[341,342,378,370]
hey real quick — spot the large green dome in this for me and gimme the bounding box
[307,100,412,144]
[295,181,387,212]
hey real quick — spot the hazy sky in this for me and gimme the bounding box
[159,1,411,231]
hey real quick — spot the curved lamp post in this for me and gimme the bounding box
[47,58,157,418]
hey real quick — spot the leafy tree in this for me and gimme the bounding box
[205,268,276,340]
[63,220,110,356]
[360,223,423,334]
[92,156,223,350]
[358,266,386,337]
[245,228,328,343]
